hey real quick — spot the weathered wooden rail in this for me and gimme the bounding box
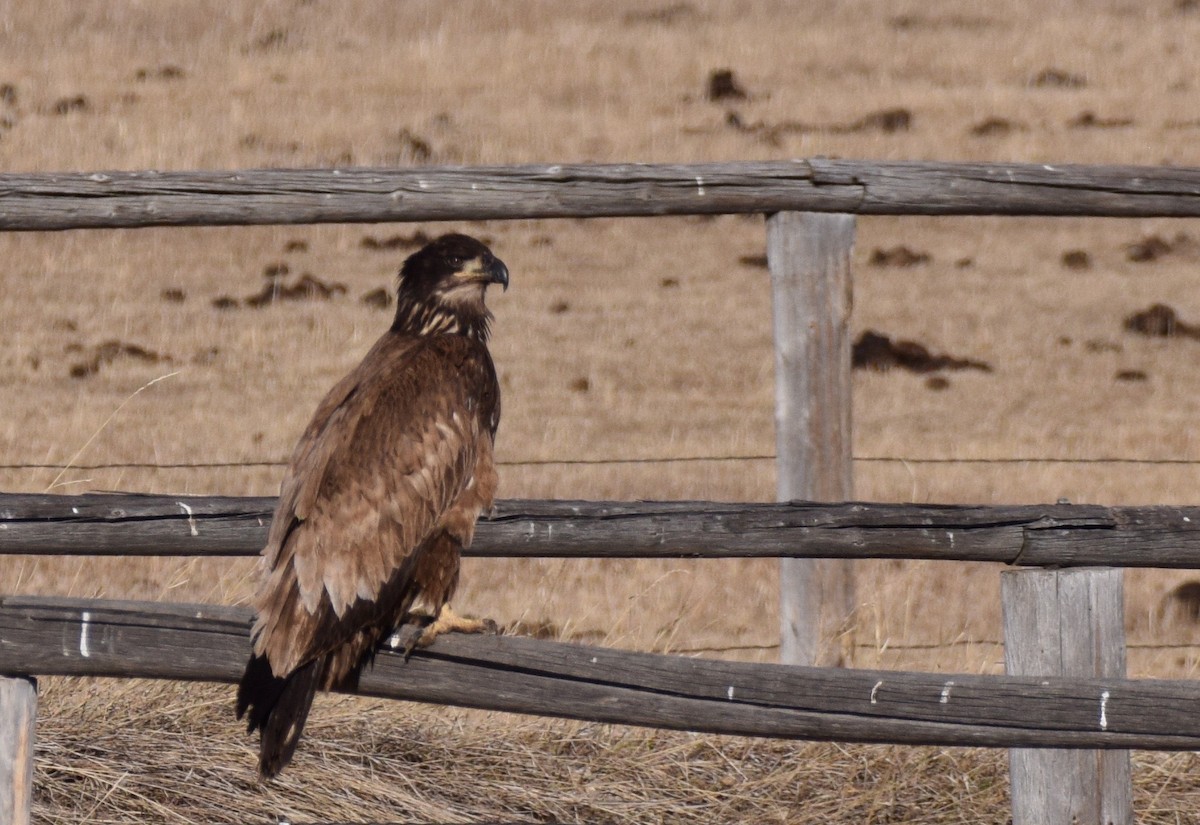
[2,160,1200,230]
[2,596,1198,751]
[4,493,1200,567]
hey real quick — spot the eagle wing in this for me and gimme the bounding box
[251,332,499,677]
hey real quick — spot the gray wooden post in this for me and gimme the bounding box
[0,676,36,825]
[1001,568,1132,825]
[766,211,856,666]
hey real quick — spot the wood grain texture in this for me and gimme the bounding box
[768,212,856,667]
[0,676,36,825]
[2,160,1200,230]
[1003,569,1132,825]
[4,493,1200,568]
[2,596,1200,750]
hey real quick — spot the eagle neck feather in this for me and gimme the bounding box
[390,295,492,342]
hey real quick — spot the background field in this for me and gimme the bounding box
[5,0,1200,821]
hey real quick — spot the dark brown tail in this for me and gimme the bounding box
[236,654,322,779]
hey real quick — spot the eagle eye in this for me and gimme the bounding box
[445,255,465,268]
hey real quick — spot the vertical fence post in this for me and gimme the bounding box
[767,211,856,667]
[0,676,36,825]
[1001,568,1132,825]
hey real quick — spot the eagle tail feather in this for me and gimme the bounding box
[236,654,323,779]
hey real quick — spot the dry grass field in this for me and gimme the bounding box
[5,0,1200,821]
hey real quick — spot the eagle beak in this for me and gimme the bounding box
[488,258,510,292]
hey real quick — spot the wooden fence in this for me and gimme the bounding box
[5,493,1200,567]
[3,588,1200,751]
[4,159,1200,824]
[5,161,1200,229]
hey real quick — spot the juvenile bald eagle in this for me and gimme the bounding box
[236,233,508,779]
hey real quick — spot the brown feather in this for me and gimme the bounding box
[252,332,499,677]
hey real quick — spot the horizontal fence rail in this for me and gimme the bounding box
[4,493,1200,567]
[3,160,1200,230]
[3,596,1200,750]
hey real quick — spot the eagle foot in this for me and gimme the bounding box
[398,606,496,657]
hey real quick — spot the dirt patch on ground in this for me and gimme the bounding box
[67,340,170,378]
[1123,303,1200,339]
[852,330,992,374]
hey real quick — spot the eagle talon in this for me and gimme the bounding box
[402,633,422,662]
[414,605,501,650]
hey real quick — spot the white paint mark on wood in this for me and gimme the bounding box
[940,680,955,704]
[1100,690,1110,730]
[727,686,735,701]
[695,176,706,196]
[79,611,92,658]
[177,502,198,536]
[870,680,883,704]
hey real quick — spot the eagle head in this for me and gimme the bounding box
[391,233,509,339]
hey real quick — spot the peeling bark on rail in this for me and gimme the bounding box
[2,596,1200,750]
[2,160,1200,230]
[3,493,1200,567]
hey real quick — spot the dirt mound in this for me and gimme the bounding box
[68,340,170,378]
[360,287,392,309]
[361,230,434,251]
[706,68,747,101]
[1123,303,1200,339]
[868,245,930,267]
[1125,232,1200,262]
[852,330,992,374]
[725,106,911,146]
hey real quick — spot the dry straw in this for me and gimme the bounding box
[24,675,1200,823]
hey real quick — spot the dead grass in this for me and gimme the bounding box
[37,679,1017,824]
[27,679,1200,824]
[4,0,1200,821]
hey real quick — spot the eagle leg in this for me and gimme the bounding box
[406,604,498,657]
